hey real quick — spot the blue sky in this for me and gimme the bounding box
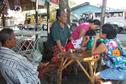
[72,0,126,9]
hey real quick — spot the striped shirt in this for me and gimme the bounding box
[0,47,40,84]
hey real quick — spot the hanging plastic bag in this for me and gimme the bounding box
[31,39,43,63]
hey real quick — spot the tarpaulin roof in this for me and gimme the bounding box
[71,2,101,15]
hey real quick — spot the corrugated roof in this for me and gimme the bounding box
[71,2,101,15]
[71,2,124,16]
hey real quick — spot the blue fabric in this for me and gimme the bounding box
[100,39,126,80]
[103,39,126,70]
[100,68,126,80]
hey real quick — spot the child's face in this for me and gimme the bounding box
[90,23,99,30]
[99,32,107,39]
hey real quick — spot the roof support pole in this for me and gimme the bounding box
[35,0,38,48]
[46,1,50,33]
[2,14,6,27]
[100,0,107,26]
[35,0,38,31]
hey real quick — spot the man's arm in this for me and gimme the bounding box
[56,40,64,52]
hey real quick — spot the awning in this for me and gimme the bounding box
[30,0,59,5]
[8,0,45,11]
[31,0,47,5]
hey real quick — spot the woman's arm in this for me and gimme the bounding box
[92,34,107,55]
[56,40,64,52]
[79,28,85,39]
[92,43,107,55]
[81,36,89,47]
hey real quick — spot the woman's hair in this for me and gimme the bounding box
[87,19,101,26]
[79,18,85,24]
[0,28,14,44]
[85,29,96,36]
[56,9,61,20]
[102,24,117,39]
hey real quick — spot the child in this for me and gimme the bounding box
[81,29,96,50]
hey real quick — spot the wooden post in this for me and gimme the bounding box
[2,14,5,27]
[34,0,39,49]
[35,0,38,31]
[46,1,50,33]
[100,0,107,26]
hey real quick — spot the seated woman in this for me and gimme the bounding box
[92,24,126,83]
[48,9,71,63]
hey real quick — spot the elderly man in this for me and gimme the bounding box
[0,28,40,84]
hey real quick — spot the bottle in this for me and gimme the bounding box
[87,37,94,50]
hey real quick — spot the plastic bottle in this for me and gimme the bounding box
[87,37,94,50]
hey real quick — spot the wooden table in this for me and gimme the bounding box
[56,50,99,84]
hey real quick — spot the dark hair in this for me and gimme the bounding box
[85,29,96,36]
[88,19,101,26]
[102,24,117,39]
[93,19,101,26]
[56,9,61,19]
[87,19,93,23]
[79,18,85,24]
[0,28,14,44]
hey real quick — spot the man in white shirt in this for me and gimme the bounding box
[0,28,40,84]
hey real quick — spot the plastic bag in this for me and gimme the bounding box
[32,49,42,63]
[31,39,43,63]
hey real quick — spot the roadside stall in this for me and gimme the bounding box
[0,0,50,61]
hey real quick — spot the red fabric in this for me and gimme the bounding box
[65,41,74,51]
[51,45,60,63]
[51,45,66,63]
[38,67,46,80]
[50,0,59,4]
[38,63,50,80]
